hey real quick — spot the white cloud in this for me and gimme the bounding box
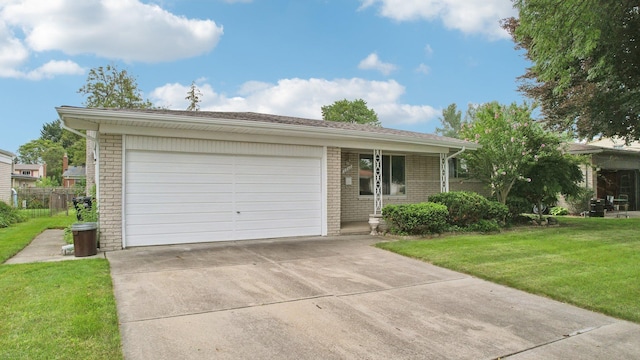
[358,53,397,76]
[150,77,439,126]
[25,60,85,80]
[416,63,430,75]
[0,0,223,78]
[424,44,434,56]
[359,0,516,40]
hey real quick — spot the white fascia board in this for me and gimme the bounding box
[57,107,478,151]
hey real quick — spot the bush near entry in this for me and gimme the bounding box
[382,202,448,235]
[428,191,508,227]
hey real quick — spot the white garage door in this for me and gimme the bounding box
[125,150,322,247]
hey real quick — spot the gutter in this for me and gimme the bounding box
[60,120,97,143]
[446,146,466,161]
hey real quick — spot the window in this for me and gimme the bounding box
[21,170,31,176]
[359,154,405,196]
[448,158,469,178]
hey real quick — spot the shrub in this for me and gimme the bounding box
[505,196,533,218]
[428,191,507,226]
[382,202,448,235]
[468,219,501,233]
[565,187,595,215]
[550,207,569,216]
[0,201,27,228]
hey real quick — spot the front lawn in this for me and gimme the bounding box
[0,214,123,359]
[376,217,640,323]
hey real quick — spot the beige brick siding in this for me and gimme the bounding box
[0,161,11,204]
[450,179,489,196]
[326,147,341,235]
[98,134,123,251]
[341,152,443,222]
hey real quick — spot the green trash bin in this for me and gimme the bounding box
[72,222,98,257]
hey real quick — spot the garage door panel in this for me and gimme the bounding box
[127,221,235,236]
[126,149,322,247]
[127,212,234,225]
[126,183,233,194]
[127,173,235,185]
[127,202,233,215]
[126,193,233,204]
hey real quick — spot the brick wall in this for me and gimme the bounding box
[340,152,443,222]
[98,134,123,251]
[326,147,341,235]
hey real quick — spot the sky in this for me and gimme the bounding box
[0,0,530,155]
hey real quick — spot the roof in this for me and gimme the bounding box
[0,148,14,164]
[56,106,479,152]
[14,164,44,171]
[0,148,14,158]
[11,174,38,181]
[63,166,86,178]
[567,143,640,156]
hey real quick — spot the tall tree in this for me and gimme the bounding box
[321,99,381,126]
[185,81,202,111]
[460,101,578,204]
[503,1,640,141]
[435,103,464,138]
[77,64,153,109]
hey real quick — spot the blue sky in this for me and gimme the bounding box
[0,0,529,155]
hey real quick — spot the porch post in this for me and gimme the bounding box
[373,149,383,214]
[369,149,383,235]
[440,153,449,193]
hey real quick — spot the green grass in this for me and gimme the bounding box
[0,212,75,263]
[0,260,122,359]
[0,214,123,359]
[376,217,640,323]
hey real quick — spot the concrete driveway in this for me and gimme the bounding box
[107,235,640,359]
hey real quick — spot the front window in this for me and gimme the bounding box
[21,170,31,176]
[359,154,405,196]
[449,158,469,178]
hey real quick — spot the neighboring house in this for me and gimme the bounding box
[61,153,85,188]
[0,148,14,204]
[57,107,482,251]
[12,163,46,188]
[568,142,640,211]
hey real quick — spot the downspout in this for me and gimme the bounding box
[60,121,99,217]
[443,146,466,193]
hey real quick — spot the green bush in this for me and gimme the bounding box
[0,202,28,228]
[428,191,508,226]
[565,187,594,215]
[505,195,533,218]
[382,202,448,235]
[550,207,569,216]
[468,219,501,233]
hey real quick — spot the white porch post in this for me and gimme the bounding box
[440,153,449,193]
[373,149,383,214]
[369,149,383,235]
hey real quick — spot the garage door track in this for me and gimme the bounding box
[107,235,640,359]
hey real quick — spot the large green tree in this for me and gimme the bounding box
[77,64,153,109]
[435,103,465,138]
[17,139,66,185]
[460,102,581,205]
[321,99,380,126]
[503,1,640,141]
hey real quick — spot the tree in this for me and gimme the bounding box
[435,103,464,138]
[77,64,153,109]
[40,119,63,144]
[17,139,65,185]
[510,152,584,220]
[503,1,640,141]
[321,99,380,126]
[185,81,202,111]
[460,101,575,204]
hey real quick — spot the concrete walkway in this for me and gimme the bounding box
[107,236,640,360]
[4,229,103,264]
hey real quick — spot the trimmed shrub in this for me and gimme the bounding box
[428,191,507,226]
[382,202,448,235]
[468,219,501,233]
[550,207,569,216]
[0,201,27,228]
